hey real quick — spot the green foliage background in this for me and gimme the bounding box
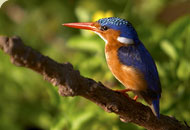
[0,0,190,130]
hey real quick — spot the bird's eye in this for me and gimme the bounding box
[100,26,108,31]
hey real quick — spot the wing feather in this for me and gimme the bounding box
[117,43,161,97]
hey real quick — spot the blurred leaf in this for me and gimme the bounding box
[177,59,190,80]
[167,16,190,40]
[67,35,102,53]
[71,111,94,130]
[160,40,178,60]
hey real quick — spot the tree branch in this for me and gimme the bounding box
[0,36,189,130]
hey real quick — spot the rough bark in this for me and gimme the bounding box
[0,36,189,130]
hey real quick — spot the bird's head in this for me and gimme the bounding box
[63,17,140,45]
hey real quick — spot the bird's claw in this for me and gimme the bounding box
[115,89,130,98]
[115,89,138,101]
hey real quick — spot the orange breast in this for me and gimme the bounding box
[105,42,147,91]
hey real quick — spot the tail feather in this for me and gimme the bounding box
[151,97,160,118]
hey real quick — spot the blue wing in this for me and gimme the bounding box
[117,42,161,118]
[117,43,161,96]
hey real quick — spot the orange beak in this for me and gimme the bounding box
[62,22,96,31]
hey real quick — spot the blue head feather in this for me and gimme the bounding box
[97,17,140,43]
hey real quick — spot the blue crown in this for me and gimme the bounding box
[98,17,132,27]
[97,17,139,43]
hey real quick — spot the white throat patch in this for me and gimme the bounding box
[94,32,108,44]
[117,36,134,44]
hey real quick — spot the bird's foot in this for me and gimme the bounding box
[115,89,131,98]
[133,95,138,101]
[115,89,138,101]
[115,89,131,93]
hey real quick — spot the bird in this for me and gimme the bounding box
[63,17,162,118]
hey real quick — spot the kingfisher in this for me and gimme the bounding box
[63,17,162,118]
